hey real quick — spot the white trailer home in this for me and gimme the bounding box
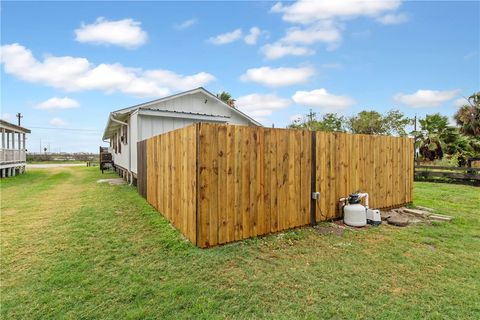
[0,120,31,178]
[102,87,261,183]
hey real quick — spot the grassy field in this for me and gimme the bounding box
[27,160,88,164]
[1,167,479,319]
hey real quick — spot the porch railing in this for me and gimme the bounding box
[0,149,26,164]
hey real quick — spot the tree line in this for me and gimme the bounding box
[288,92,480,166]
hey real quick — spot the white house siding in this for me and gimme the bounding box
[139,115,214,141]
[130,111,139,174]
[142,92,252,125]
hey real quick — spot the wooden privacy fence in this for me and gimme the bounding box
[137,123,414,248]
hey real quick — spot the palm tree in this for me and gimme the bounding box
[415,113,449,161]
[217,91,236,108]
[454,92,480,136]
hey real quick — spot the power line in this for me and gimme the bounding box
[25,126,101,132]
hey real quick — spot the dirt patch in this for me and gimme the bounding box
[315,226,345,236]
[96,178,126,185]
[314,223,346,236]
[381,206,452,227]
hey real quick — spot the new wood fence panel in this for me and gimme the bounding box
[139,123,414,248]
[315,132,414,219]
[143,124,197,244]
[196,124,312,247]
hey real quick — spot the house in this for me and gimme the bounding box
[102,87,261,183]
[0,120,31,178]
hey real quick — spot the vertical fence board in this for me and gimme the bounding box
[249,127,258,237]
[225,125,235,243]
[269,129,279,233]
[233,126,243,241]
[241,126,251,239]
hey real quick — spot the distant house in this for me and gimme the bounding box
[0,120,31,178]
[102,87,261,183]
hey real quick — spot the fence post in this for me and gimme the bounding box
[310,131,316,226]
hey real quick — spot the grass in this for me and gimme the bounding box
[27,160,88,164]
[1,167,479,319]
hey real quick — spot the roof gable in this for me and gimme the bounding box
[103,87,261,139]
[111,87,261,126]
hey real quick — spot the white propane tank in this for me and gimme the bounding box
[343,194,367,227]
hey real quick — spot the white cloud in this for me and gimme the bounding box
[208,29,243,45]
[244,27,262,45]
[267,0,406,56]
[393,89,461,107]
[377,13,409,25]
[49,117,67,126]
[236,93,290,123]
[281,23,341,45]
[174,18,197,30]
[75,17,147,49]
[35,97,80,110]
[261,21,340,59]
[143,70,215,91]
[261,42,314,59]
[0,43,215,98]
[292,89,355,111]
[236,93,290,117]
[454,97,468,108]
[271,0,401,24]
[240,66,314,87]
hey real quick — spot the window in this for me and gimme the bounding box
[122,125,128,144]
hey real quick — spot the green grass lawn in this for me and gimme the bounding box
[27,160,88,164]
[1,167,479,319]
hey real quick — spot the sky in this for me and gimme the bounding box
[1,0,479,153]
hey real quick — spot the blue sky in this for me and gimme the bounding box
[1,0,479,152]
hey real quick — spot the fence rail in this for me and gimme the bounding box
[138,123,414,248]
[415,165,480,182]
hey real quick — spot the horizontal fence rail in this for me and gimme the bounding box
[415,165,480,182]
[138,123,414,248]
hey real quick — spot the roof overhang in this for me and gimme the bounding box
[102,112,129,140]
[0,120,31,133]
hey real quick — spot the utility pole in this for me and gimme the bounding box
[16,113,23,126]
[306,108,316,131]
[307,109,315,123]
